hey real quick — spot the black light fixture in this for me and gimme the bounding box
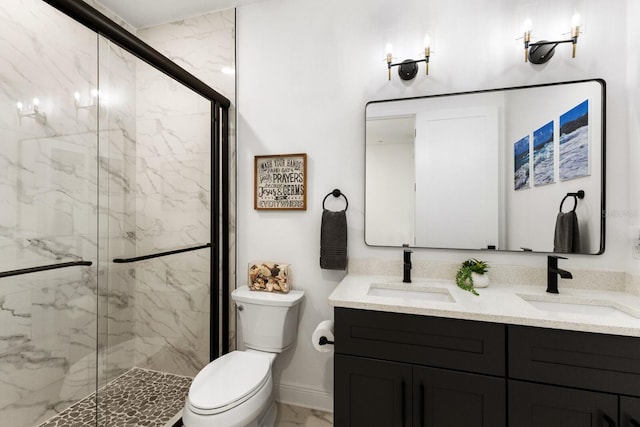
[386,35,431,81]
[522,14,581,64]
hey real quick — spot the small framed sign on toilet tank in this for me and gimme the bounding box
[254,153,307,210]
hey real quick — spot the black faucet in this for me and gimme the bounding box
[402,244,412,283]
[547,255,573,294]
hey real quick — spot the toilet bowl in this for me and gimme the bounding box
[183,287,304,427]
[182,351,274,427]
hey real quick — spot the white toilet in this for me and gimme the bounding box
[182,286,304,427]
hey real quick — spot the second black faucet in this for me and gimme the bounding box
[402,244,412,283]
[547,255,573,293]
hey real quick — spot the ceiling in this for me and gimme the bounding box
[97,0,264,29]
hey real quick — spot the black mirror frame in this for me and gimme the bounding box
[364,79,606,255]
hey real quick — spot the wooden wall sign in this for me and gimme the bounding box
[254,153,307,210]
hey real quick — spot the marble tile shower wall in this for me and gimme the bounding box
[1,1,228,424]
[97,38,138,386]
[0,0,102,425]
[132,54,212,377]
[0,0,136,427]
[137,7,237,358]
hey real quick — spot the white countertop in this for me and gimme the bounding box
[328,274,640,337]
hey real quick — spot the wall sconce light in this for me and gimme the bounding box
[16,98,47,125]
[386,35,432,81]
[522,13,581,64]
[74,89,99,112]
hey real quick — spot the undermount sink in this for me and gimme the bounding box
[368,283,455,303]
[518,294,640,321]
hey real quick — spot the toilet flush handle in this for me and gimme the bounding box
[236,304,244,311]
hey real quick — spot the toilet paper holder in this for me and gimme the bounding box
[318,336,334,346]
[313,319,334,352]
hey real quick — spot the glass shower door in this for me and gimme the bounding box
[0,0,100,425]
[1,1,223,424]
[95,33,213,427]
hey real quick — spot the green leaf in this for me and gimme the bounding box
[455,265,479,296]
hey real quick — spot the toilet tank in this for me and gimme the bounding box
[232,287,304,353]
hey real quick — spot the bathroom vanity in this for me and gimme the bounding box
[329,276,640,427]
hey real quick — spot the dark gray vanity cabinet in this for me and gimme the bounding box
[621,396,640,427]
[333,308,506,427]
[412,365,505,427]
[508,380,617,426]
[334,307,640,427]
[508,325,640,427]
[335,354,411,427]
[334,354,505,427]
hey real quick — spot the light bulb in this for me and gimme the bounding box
[16,101,23,111]
[423,34,431,50]
[32,97,39,107]
[423,34,432,75]
[571,13,581,28]
[74,91,81,101]
[570,12,580,58]
[522,18,532,62]
[385,43,393,80]
[90,89,99,98]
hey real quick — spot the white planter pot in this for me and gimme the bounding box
[471,272,489,288]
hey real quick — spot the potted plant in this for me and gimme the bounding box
[455,258,490,295]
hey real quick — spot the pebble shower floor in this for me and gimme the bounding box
[37,368,192,427]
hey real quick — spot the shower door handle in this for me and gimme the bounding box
[0,260,92,278]
[113,243,211,263]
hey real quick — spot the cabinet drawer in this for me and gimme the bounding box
[509,325,640,395]
[335,308,505,376]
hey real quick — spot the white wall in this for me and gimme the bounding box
[237,0,632,411]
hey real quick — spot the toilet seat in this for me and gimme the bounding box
[187,351,271,415]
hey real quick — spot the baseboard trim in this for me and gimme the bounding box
[274,381,333,413]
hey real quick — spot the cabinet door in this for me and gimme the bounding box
[621,396,640,427]
[413,366,505,427]
[509,380,617,427]
[334,354,412,427]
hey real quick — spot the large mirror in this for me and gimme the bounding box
[365,79,605,254]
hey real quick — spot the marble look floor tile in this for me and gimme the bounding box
[174,402,333,427]
[275,402,333,426]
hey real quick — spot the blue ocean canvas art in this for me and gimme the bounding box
[514,135,530,190]
[533,120,555,186]
[559,100,589,181]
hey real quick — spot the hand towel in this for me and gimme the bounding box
[320,209,347,270]
[553,211,581,253]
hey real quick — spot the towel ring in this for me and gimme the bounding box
[323,189,348,211]
[559,190,585,213]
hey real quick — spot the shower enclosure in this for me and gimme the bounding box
[0,0,230,425]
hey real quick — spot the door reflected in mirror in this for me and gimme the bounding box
[365,79,605,254]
